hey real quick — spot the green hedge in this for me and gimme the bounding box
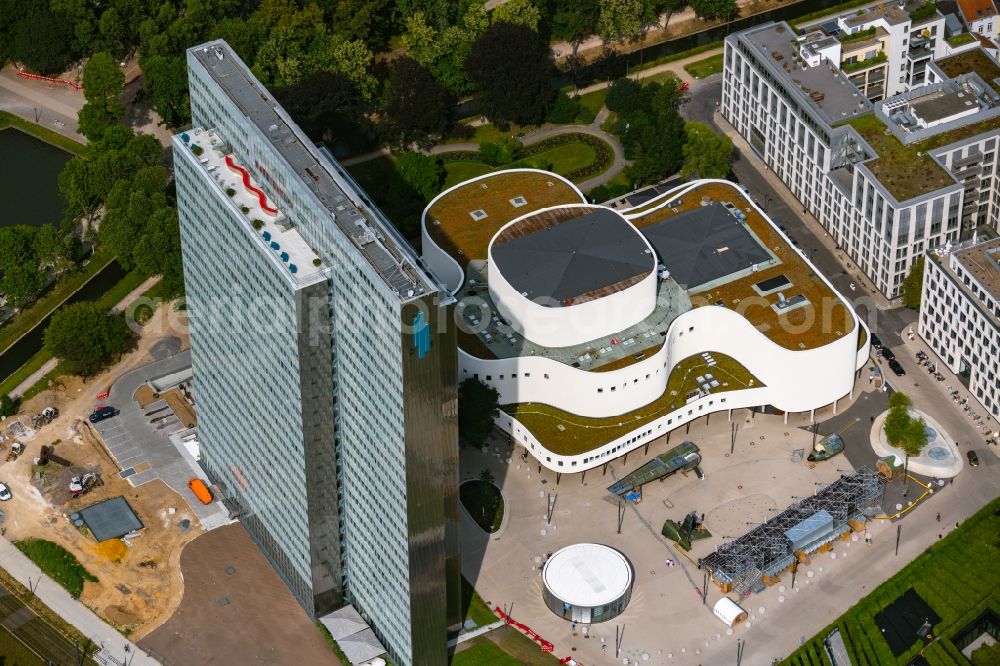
[15,539,98,599]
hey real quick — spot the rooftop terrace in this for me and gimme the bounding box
[191,41,434,301]
[425,171,583,267]
[181,128,325,284]
[744,23,872,124]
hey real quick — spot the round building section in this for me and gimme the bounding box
[542,543,633,624]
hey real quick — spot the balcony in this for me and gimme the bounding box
[907,46,933,62]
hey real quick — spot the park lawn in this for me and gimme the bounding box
[460,480,504,533]
[462,576,497,628]
[0,247,115,355]
[577,88,608,116]
[19,360,67,402]
[684,53,724,79]
[445,122,529,145]
[15,539,97,599]
[444,161,494,188]
[452,626,561,665]
[533,142,598,176]
[452,640,522,666]
[783,497,1000,665]
[0,625,44,665]
[641,70,682,88]
[0,111,85,155]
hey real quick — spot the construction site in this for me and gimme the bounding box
[0,303,208,638]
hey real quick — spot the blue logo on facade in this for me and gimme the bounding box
[413,312,430,359]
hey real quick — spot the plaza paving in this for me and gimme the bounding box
[461,371,996,665]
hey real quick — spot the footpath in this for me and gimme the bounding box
[0,538,160,665]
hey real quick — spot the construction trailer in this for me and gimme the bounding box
[607,441,702,498]
[699,467,884,596]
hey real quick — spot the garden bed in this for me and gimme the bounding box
[460,480,504,533]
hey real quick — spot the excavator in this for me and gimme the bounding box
[69,472,102,497]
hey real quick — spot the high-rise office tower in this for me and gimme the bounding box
[173,40,460,665]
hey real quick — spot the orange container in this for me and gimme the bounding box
[188,478,213,504]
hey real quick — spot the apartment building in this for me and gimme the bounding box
[175,40,459,665]
[724,6,1000,299]
[919,232,1000,426]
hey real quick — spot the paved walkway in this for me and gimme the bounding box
[0,65,85,143]
[345,108,629,191]
[0,538,160,665]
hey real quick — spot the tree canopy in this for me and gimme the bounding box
[458,378,500,449]
[689,0,738,19]
[383,56,455,144]
[680,121,734,180]
[606,77,686,186]
[465,22,556,126]
[44,302,131,376]
[395,152,445,202]
[883,391,927,458]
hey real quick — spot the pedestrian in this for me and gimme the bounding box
[936,513,940,522]
[871,415,875,424]
[938,534,942,539]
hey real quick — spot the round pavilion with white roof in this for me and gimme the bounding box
[542,543,634,623]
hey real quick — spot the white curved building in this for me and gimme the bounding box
[422,171,870,472]
[542,543,633,623]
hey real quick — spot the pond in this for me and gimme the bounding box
[0,128,71,228]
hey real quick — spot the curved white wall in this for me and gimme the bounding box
[460,304,860,419]
[419,169,586,294]
[488,264,658,348]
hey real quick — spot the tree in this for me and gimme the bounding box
[901,417,929,457]
[466,22,556,126]
[901,257,924,310]
[83,52,125,106]
[598,0,651,43]
[325,0,394,51]
[5,0,75,74]
[77,101,118,141]
[44,303,131,376]
[888,392,912,410]
[384,56,455,143]
[1,263,45,309]
[140,55,190,127]
[680,121,734,180]
[689,0,738,19]
[883,404,910,447]
[547,92,583,123]
[479,137,522,165]
[0,394,17,418]
[273,70,377,152]
[0,227,35,271]
[395,152,444,202]
[458,378,500,449]
[551,0,600,54]
[493,0,542,31]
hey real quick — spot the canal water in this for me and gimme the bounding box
[567,0,850,86]
[0,259,126,384]
[0,128,72,228]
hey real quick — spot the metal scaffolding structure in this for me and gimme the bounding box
[700,467,885,595]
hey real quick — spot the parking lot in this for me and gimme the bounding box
[89,349,229,531]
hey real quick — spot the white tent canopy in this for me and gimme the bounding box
[713,597,748,627]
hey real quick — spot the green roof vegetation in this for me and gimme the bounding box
[946,32,976,47]
[846,114,955,202]
[502,352,762,456]
[936,49,1000,93]
[908,0,936,21]
[842,51,887,73]
[839,26,876,43]
[782,496,1000,666]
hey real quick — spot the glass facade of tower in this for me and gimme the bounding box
[175,41,459,666]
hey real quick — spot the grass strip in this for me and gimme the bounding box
[0,110,86,155]
[683,53,724,79]
[14,539,98,599]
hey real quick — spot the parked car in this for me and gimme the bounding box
[0,484,11,501]
[888,359,906,376]
[967,450,980,467]
[870,333,883,349]
[881,348,896,361]
[88,406,120,424]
